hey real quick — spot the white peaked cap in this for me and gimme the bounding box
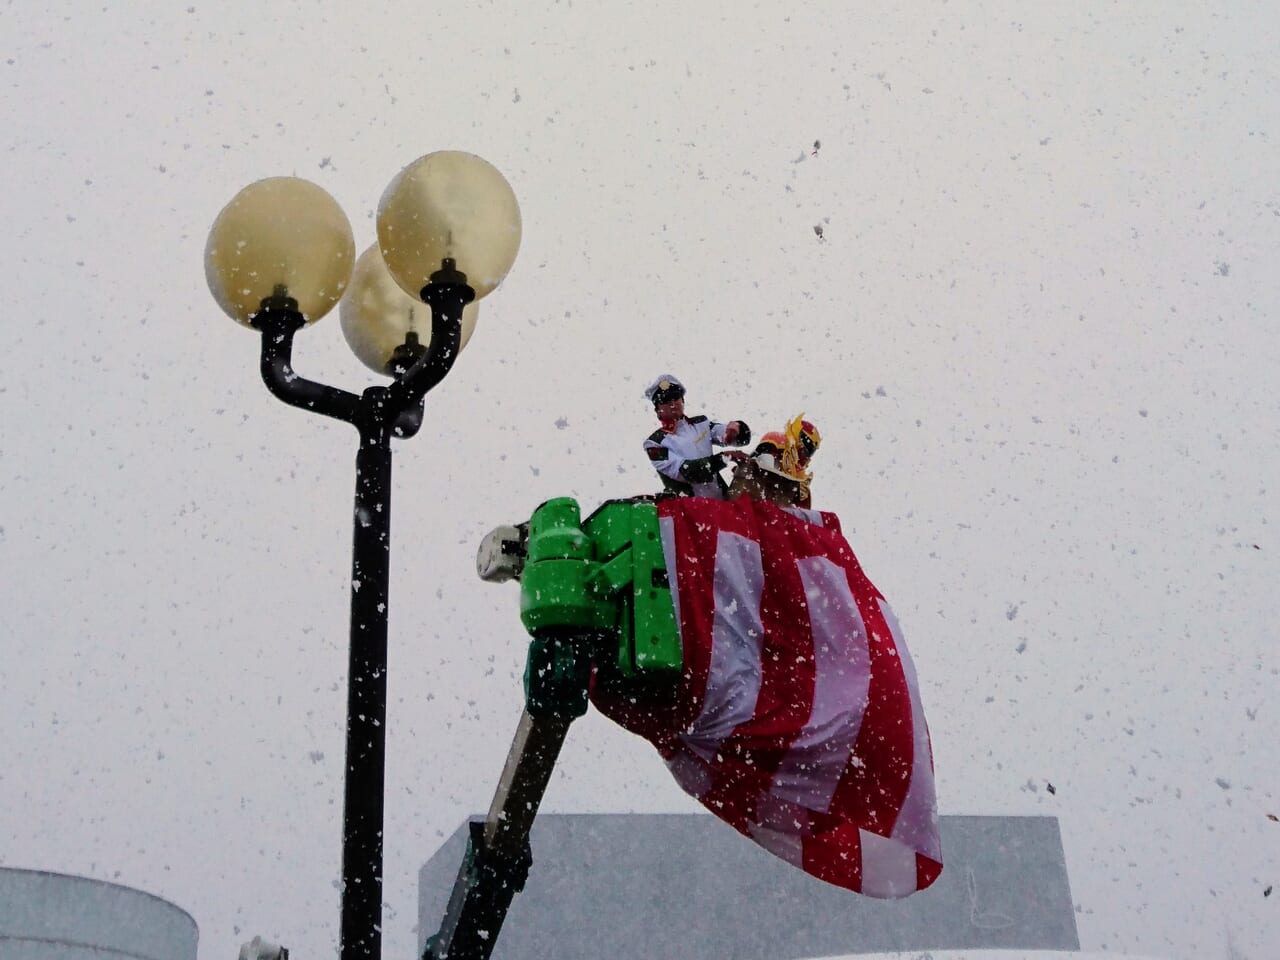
[643,373,685,402]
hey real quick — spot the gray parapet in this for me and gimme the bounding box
[419,814,1079,960]
[0,868,198,960]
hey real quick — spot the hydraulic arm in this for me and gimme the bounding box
[423,706,576,960]
[424,497,681,959]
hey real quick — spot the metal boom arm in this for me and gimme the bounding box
[424,707,576,960]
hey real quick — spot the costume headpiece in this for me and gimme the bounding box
[643,374,686,407]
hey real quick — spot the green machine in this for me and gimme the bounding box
[425,496,682,960]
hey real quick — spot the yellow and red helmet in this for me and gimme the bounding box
[786,415,821,458]
[755,431,788,455]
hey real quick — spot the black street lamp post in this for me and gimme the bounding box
[254,273,469,959]
[207,155,521,960]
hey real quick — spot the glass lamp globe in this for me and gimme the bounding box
[206,177,355,326]
[376,151,521,301]
[341,243,478,375]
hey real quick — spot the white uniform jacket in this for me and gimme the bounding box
[644,415,733,499]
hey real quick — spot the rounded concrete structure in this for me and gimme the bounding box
[0,868,197,960]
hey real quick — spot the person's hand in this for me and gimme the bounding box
[722,449,749,462]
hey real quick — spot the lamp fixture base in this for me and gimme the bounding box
[387,330,427,377]
[250,285,305,332]
[422,257,469,296]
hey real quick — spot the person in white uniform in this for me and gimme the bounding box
[642,374,751,499]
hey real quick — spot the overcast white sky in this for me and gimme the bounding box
[2,2,1277,958]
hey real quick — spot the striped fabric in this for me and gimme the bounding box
[592,496,942,897]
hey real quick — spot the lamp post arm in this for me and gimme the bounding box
[387,286,470,412]
[392,397,426,439]
[254,307,362,425]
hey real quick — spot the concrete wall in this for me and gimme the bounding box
[419,814,1079,960]
[0,868,197,960]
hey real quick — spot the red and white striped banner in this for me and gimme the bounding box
[591,497,942,897]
